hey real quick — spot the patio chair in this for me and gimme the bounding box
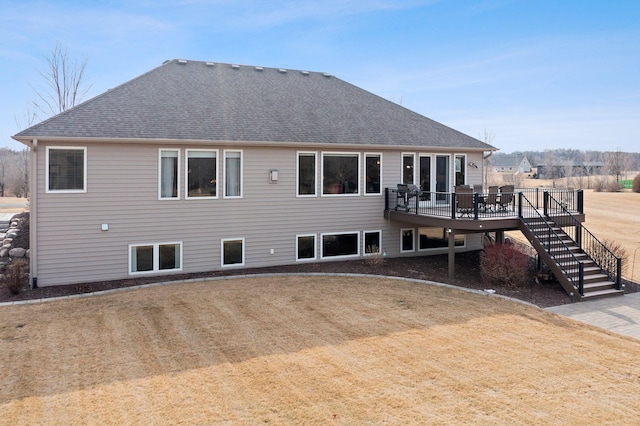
[480,185,499,212]
[498,185,514,211]
[455,186,474,217]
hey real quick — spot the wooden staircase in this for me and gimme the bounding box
[520,217,623,302]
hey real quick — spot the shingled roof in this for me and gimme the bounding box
[14,59,494,150]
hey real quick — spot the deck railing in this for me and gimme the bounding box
[519,193,585,295]
[547,193,622,289]
[385,187,583,220]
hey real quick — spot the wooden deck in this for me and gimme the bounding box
[384,188,585,233]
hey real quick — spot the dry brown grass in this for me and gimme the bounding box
[1,276,640,424]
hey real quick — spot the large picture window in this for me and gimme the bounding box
[297,152,316,196]
[322,153,359,195]
[365,153,381,195]
[321,232,359,258]
[186,149,217,198]
[296,234,316,261]
[222,238,245,266]
[46,147,86,192]
[130,242,182,274]
[159,149,179,199]
[224,150,242,198]
[419,227,465,250]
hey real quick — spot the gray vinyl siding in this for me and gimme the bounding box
[34,141,483,286]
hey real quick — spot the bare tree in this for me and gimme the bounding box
[606,148,631,184]
[30,42,92,118]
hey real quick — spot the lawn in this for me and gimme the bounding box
[1,275,639,424]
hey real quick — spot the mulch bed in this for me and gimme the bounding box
[1,212,636,308]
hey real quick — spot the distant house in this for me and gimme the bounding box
[537,161,604,179]
[492,155,532,174]
[13,59,495,287]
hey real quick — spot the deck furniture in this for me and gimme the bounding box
[498,185,514,211]
[455,186,474,217]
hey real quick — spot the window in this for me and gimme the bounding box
[159,149,179,199]
[322,153,359,195]
[402,153,414,185]
[365,153,381,195]
[297,152,317,196]
[186,150,217,198]
[130,242,182,274]
[296,234,316,261]
[364,230,382,254]
[455,154,466,187]
[321,232,359,258]
[419,227,465,250]
[222,238,244,266]
[401,228,414,252]
[224,150,242,198]
[46,147,86,192]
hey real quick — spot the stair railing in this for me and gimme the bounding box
[520,193,585,295]
[547,193,622,290]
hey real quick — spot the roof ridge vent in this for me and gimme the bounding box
[205,62,215,67]
[255,66,264,71]
[323,73,332,78]
[231,64,240,69]
[178,59,188,65]
[278,69,287,74]
[301,71,310,76]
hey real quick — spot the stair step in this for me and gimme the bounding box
[581,288,624,300]
[583,280,618,292]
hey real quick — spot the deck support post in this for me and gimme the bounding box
[448,228,456,279]
[496,230,505,244]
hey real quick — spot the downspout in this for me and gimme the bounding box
[483,150,494,190]
[30,139,37,288]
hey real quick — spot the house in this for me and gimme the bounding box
[14,59,497,287]
[492,155,532,174]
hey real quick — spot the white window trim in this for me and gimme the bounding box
[321,151,361,197]
[45,146,87,193]
[364,152,383,196]
[295,233,317,261]
[320,231,360,260]
[185,148,219,200]
[401,152,416,185]
[400,228,415,253]
[363,230,382,255]
[455,153,467,186]
[223,149,243,199]
[296,151,317,197]
[158,148,181,200]
[128,241,183,275]
[221,237,245,267]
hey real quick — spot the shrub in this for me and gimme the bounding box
[480,243,531,290]
[633,173,640,193]
[364,245,385,267]
[600,239,629,276]
[593,178,605,192]
[2,259,28,295]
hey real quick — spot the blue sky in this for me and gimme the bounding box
[1,0,639,153]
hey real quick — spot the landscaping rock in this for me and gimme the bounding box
[9,248,26,258]
[0,248,8,258]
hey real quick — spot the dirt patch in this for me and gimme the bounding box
[1,276,639,424]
